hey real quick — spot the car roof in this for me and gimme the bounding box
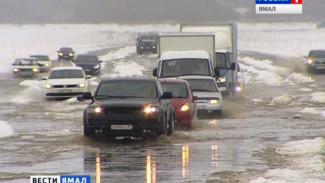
[50,66,83,71]
[59,47,73,51]
[161,50,210,60]
[15,58,37,61]
[178,75,216,80]
[101,76,158,82]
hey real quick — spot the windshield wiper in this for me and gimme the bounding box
[95,95,143,99]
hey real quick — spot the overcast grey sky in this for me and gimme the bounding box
[0,0,324,24]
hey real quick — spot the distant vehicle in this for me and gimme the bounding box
[30,55,51,72]
[160,78,196,127]
[305,50,325,72]
[42,66,91,99]
[57,47,75,61]
[179,75,223,119]
[136,32,158,54]
[12,58,40,77]
[73,54,102,75]
[81,77,174,137]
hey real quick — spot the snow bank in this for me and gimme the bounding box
[276,137,325,155]
[0,121,15,138]
[299,107,321,115]
[309,92,325,103]
[108,61,145,77]
[285,73,314,83]
[268,94,293,106]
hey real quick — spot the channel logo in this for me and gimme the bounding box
[256,0,302,14]
[30,175,91,183]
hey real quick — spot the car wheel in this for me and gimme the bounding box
[83,113,93,137]
[157,115,167,136]
[167,113,175,136]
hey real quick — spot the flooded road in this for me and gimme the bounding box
[0,24,324,183]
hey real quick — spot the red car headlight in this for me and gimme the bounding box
[180,103,190,112]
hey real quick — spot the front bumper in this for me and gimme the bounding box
[195,102,223,119]
[85,111,163,137]
[174,112,194,126]
[45,87,87,98]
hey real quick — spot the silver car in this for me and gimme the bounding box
[179,75,223,118]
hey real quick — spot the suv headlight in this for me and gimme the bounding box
[32,67,39,73]
[78,83,86,88]
[59,52,63,56]
[217,76,226,83]
[93,64,99,69]
[69,53,74,56]
[306,58,313,65]
[143,105,159,114]
[13,68,19,72]
[45,84,53,89]
[88,106,103,114]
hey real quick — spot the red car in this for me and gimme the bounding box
[160,78,196,127]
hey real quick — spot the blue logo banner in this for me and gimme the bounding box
[256,0,291,4]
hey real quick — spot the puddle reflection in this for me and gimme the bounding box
[182,145,189,178]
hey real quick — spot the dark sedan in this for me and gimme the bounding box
[74,54,102,75]
[57,47,75,60]
[82,77,174,138]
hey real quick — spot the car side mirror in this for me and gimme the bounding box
[161,92,173,99]
[214,68,220,78]
[153,68,157,76]
[82,92,93,100]
[99,60,103,63]
[192,96,198,101]
[231,63,236,70]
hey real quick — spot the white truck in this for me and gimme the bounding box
[152,32,217,78]
[180,23,243,95]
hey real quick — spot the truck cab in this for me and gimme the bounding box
[153,50,215,78]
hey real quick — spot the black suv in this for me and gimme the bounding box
[82,77,174,138]
[305,50,325,72]
[136,32,158,54]
[57,47,75,60]
[74,54,102,75]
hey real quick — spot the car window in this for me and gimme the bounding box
[76,56,98,62]
[185,79,218,92]
[161,82,188,98]
[96,80,157,98]
[16,59,37,65]
[162,59,210,77]
[309,51,325,57]
[49,69,84,79]
[60,48,73,52]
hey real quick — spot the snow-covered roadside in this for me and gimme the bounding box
[250,137,325,183]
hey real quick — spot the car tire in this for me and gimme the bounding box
[83,113,93,137]
[167,113,174,136]
[157,115,167,136]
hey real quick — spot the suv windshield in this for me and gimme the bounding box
[184,79,218,92]
[309,51,325,57]
[161,82,188,98]
[49,69,84,79]
[76,56,98,62]
[162,59,211,77]
[96,80,157,98]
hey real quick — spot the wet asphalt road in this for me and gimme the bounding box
[0,45,324,183]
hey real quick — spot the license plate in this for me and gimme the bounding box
[111,125,133,130]
[58,89,72,93]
